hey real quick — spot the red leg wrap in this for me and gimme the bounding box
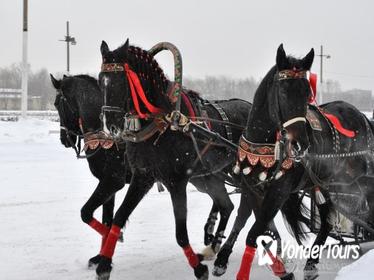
[183,245,199,268]
[100,233,109,251]
[100,225,121,258]
[89,218,110,237]
[236,246,256,280]
[269,255,286,277]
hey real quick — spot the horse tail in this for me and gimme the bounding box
[281,192,310,244]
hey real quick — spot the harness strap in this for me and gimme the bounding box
[283,117,306,128]
[209,101,233,143]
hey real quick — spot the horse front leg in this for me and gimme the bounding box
[213,189,254,276]
[80,178,124,268]
[96,172,154,280]
[169,179,209,280]
[237,183,294,280]
[88,195,116,268]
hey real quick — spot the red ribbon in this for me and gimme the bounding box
[124,63,163,119]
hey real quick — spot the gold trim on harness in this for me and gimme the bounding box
[237,136,293,171]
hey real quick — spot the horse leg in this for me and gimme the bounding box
[304,199,332,280]
[88,195,116,268]
[201,177,234,260]
[80,178,124,268]
[213,189,253,276]
[237,184,294,280]
[169,179,209,280]
[203,203,219,246]
[96,172,154,280]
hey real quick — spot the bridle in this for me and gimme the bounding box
[100,62,163,120]
[56,89,98,159]
[276,69,309,132]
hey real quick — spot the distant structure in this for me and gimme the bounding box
[0,88,41,110]
[323,89,372,112]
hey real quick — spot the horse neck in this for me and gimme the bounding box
[244,69,278,143]
[73,80,102,132]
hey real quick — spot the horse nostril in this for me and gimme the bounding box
[110,125,117,135]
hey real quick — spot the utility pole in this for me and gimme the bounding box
[21,0,28,118]
[316,45,331,104]
[59,21,76,74]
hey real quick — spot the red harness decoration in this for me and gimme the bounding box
[124,63,163,119]
[308,73,355,138]
[309,72,317,103]
[181,93,197,121]
[323,113,356,138]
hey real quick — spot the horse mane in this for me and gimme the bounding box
[73,75,99,88]
[127,45,169,96]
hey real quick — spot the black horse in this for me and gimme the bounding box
[50,72,246,265]
[95,39,254,280]
[234,44,374,280]
[50,74,132,267]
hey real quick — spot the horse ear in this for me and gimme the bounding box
[120,38,129,56]
[302,48,314,70]
[50,74,61,90]
[276,44,287,70]
[101,40,110,56]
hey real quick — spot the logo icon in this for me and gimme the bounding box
[256,235,278,266]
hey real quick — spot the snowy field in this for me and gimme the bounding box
[0,119,373,280]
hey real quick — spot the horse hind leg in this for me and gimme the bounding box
[213,190,253,277]
[304,198,332,280]
[203,203,219,246]
[198,177,234,260]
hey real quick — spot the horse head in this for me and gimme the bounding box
[272,44,314,158]
[99,39,170,140]
[50,74,80,148]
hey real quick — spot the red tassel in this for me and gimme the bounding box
[237,246,256,280]
[89,218,109,237]
[181,93,196,121]
[309,72,317,103]
[100,225,121,258]
[183,245,199,268]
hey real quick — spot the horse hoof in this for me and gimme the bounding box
[194,263,209,280]
[304,263,318,280]
[96,256,112,280]
[201,245,217,261]
[281,273,295,280]
[88,254,102,269]
[96,272,110,280]
[212,264,227,277]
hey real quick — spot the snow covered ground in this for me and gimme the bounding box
[0,119,371,280]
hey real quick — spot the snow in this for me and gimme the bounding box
[335,250,374,280]
[0,118,366,280]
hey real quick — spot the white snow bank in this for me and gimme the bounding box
[0,118,59,144]
[335,250,374,280]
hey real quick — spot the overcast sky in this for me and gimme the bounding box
[1,0,373,92]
